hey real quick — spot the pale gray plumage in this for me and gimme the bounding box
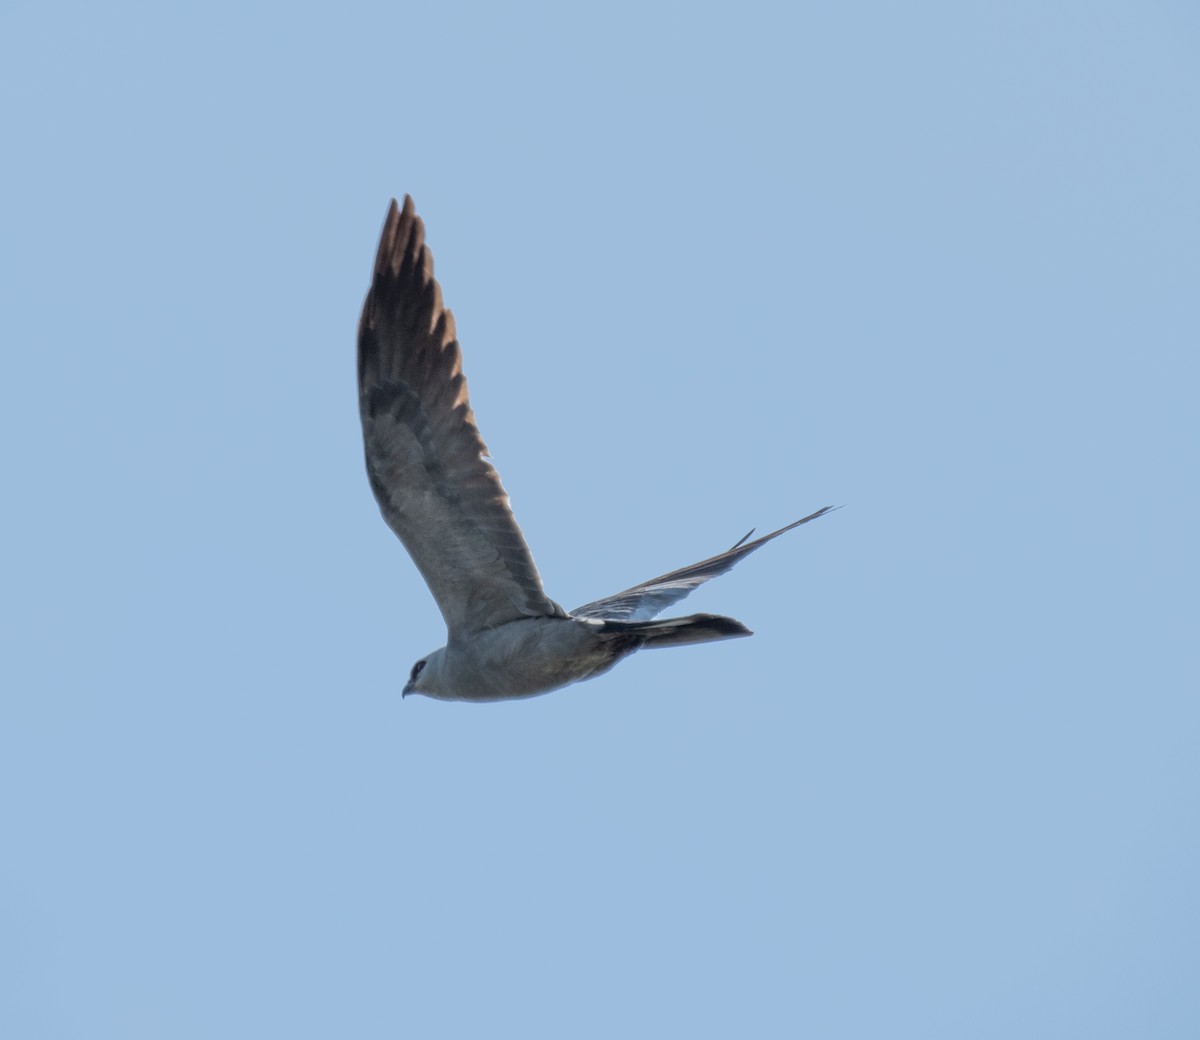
[358,196,832,702]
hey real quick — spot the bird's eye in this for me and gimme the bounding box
[409,660,426,682]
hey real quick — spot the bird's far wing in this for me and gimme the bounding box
[571,507,835,621]
[358,197,566,637]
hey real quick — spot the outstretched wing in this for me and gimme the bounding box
[571,507,835,621]
[358,196,565,637]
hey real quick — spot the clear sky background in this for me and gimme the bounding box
[2,2,1198,1037]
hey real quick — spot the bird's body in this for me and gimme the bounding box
[358,196,832,702]
[414,617,619,702]
[410,613,762,702]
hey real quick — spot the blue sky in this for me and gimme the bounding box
[2,2,1198,1037]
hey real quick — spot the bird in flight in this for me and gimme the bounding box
[358,196,832,701]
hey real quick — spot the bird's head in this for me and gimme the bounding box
[402,647,445,698]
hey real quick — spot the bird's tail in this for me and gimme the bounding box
[599,613,752,649]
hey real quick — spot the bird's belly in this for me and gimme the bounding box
[442,617,618,701]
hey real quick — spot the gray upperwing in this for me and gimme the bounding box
[571,507,836,621]
[358,197,565,637]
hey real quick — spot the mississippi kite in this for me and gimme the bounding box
[358,196,832,701]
